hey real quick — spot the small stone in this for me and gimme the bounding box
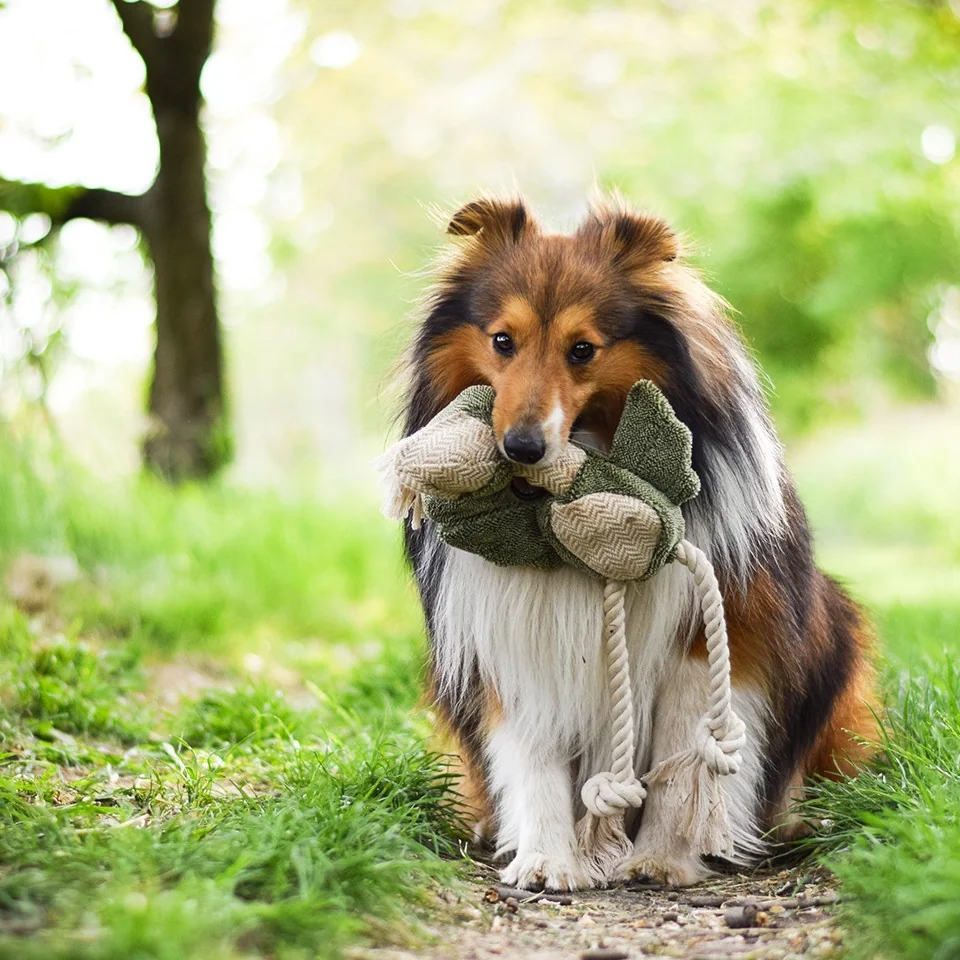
[580,950,629,960]
[724,903,759,929]
[662,911,679,922]
[504,897,519,914]
[688,894,726,908]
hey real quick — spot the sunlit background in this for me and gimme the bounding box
[1,0,958,488]
[2,3,960,956]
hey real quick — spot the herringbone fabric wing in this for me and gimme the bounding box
[394,411,501,495]
[550,493,662,581]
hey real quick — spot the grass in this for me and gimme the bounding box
[1,404,959,958]
[0,603,462,958]
[0,431,462,958]
[798,663,960,960]
[0,435,419,654]
[789,405,960,959]
[1,613,148,743]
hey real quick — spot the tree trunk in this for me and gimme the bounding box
[0,1,226,481]
[142,101,227,480]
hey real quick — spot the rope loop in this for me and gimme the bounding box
[693,714,746,776]
[581,771,647,818]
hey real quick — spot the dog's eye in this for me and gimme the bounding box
[492,332,515,356]
[569,341,595,364]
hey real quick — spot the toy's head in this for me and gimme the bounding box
[385,379,700,582]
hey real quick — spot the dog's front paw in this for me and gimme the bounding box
[615,853,709,888]
[501,850,594,892]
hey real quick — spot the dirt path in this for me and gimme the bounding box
[357,867,843,960]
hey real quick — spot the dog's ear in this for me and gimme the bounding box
[583,202,679,267]
[447,197,532,243]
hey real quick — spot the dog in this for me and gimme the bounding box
[398,196,877,890]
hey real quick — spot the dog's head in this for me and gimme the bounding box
[408,196,741,469]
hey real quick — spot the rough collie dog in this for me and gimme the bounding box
[399,196,877,891]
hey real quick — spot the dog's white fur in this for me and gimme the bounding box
[432,547,769,888]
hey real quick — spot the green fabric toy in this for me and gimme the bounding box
[377,380,746,884]
[385,380,700,583]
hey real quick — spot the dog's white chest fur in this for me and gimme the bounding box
[432,545,767,882]
[434,548,695,766]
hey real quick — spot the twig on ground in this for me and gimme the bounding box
[485,885,574,906]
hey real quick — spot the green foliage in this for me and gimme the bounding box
[64,479,411,648]
[833,794,960,960]
[802,663,960,959]
[0,432,418,651]
[706,183,958,426]
[0,733,459,960]
[804,664,960,847]
[0,432,64,557]
[791,409,960,959]
[0,435,452,958]
[334,638,425,719]
[0,609,147,743]
[176,684,307,749]
[267,0,960,442]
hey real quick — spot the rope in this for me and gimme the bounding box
[576,542,746,872]
[671,540,746,776]
[575,579,646,879]
[641,539,746,858]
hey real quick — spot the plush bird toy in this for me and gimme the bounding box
[378,381,746,878]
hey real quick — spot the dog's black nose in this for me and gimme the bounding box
[503,428,546,465]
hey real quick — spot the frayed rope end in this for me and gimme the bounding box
[575,811,634,884]
[644,714,746,860]
[373,446,424,529]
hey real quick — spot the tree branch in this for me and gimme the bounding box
[171,0,216,75]
[0,179,147,230]
[63,187,147,227]
[108,0,159,67]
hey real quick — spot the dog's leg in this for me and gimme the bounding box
[617,657,768,887]
[488,721,593,891]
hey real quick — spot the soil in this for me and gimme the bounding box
[355,866,844,960]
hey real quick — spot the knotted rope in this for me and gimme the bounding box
[575,578,646,879]
[573,541,744,876]
[643,540,746,857]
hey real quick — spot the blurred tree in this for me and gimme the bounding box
[0,0,226,481]
[266,0,959,440]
